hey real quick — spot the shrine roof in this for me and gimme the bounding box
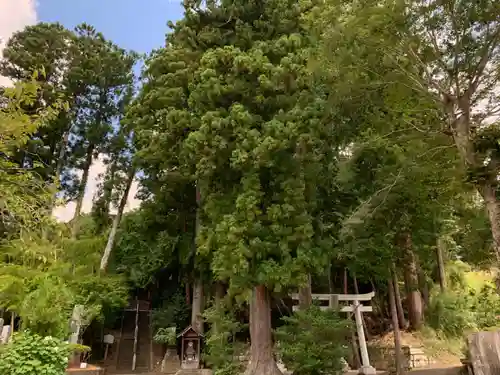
[177,325,204,338]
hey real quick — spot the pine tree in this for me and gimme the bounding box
[0,23,73,182]
[66,24,136,237]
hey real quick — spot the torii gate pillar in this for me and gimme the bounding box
[353,300,376,375]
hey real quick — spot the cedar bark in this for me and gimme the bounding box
[328,262,334,294]
[388,276,404,375]
[436,237,447,292]
[48,129,71,212]
[190,182,204,333]
[391,265,407,330]
[245,285,282,375]
[298,273,312,310]
[481,184,500,268]
[400,233,423,330]
[99,166,135,271]
[191,279,204,334]
[186,283,191,305]
[345,268,361,369]
[213,282,225,334]
[72,143,94,238]
[101,161,118,218]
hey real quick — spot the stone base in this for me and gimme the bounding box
[358,365,377,375]
[181,361,200,370]
[160,352,181,374]
[66,365,105,375]
[175,369,212,375]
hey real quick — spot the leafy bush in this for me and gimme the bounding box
[0,331,71,375]
[154,327,177,345]
[275,305,351,375]
[203,302,247,375]
[426,263,500,337]
[470,284,500,329]
[152,292,190,333]
[426,291,476,337]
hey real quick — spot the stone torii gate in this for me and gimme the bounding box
[290,292,376,375]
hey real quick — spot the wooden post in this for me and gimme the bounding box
[388,277,404,375]
[149,310,153,371]
[353,300,376,375]
[437,238,447,292]
[329,294,339,309]
[132,301,139,371]
[0,318,5,344]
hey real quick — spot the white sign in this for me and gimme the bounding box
[104,334,115,344]
[0,325,11,344]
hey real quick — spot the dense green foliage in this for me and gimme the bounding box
[2,0,500,371]
[203,300,246,375]
[0,24,131,342]
[151,292,190,334]
[0,332,71,375]
[276,306,350,375]
[426,263,500,337]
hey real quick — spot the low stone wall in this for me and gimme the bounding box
[368,345,434,371]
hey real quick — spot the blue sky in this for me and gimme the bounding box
[37,0,184,55]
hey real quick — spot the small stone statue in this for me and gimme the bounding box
[185,340,196,361]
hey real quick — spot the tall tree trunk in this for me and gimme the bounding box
[214,282,225,334]
[99,166,135,272]
[345,268,361,369]
[418,267,430,309]
[388,275,404,375]
[186,283,191,306]
[298,273,312,310]
[191,279,204,334]
[328,261,334,294]
[55,130,71,180]
[190,181,204,333]
[101,160,118,219]
[49,129,71,209]
[391,265,407,330]
[400,233,423,330]
[43,129,71,240]
[245,285,282,375]
[481,183,500,267]
[436,237,447,293]
[450,110,500,286]
[72,143,94,238]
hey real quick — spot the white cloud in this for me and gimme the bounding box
[52,155,141,223]
[0,0,37,86]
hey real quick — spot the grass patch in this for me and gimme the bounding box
[417,326,465,359]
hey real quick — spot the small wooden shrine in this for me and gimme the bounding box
[177,326,203,370]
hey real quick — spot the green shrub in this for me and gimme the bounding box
[152,292,190,333]
[470,284,500,329]
[154,327,177,345]
[0,331,71,375]
[275,305,351,375]
[426,291,476,337]
[203,302,247,375]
